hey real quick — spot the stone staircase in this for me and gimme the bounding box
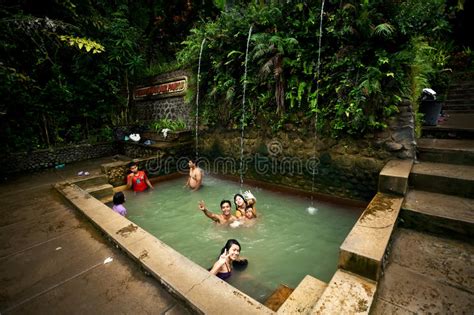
[405,75,474,239]
[402,139,474,239]
[422,77,474,139]
[371,75,474,313]
[70,174,114,203]
[443,80,474,113]
[253,75,474,313]
[266,270,377,314]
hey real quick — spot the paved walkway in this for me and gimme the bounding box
[371,74,474,313]
[0,157,190,315]
[371,228,474,314]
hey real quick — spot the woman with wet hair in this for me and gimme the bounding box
[209,239,247,280]
[233,194,247,218]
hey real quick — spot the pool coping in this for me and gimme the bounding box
[53,168,396,314]
[53,180,274,315]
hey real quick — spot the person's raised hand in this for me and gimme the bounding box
[218,249,230,264]
[198,200,206,211]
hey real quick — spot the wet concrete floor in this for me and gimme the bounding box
[0,157,191,315]
[371,228,474,314]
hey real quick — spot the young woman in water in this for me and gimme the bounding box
[210,239,247,280]
[233,194,247,218]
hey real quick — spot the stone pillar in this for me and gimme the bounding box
[132,70,192,127]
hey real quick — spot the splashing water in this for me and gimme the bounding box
[307,206,319,215]
[311,0,325,206]
[239,26,253,189]
[195,38,206,161]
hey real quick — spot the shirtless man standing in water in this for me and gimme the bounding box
[186,159,203,191]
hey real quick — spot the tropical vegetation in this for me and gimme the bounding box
[0,0,471,153]
[179,0,465,136]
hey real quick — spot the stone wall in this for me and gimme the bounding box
[102,141,193,186]
[377,99,416,159]
[0,142,117,174]
[133,70,192,127]
[197,100,415,201]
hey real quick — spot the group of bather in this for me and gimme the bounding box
[198,190,257,227]
[112,159,250,280]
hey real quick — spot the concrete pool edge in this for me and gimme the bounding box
[53,172,383,314]
[53,181,273,315]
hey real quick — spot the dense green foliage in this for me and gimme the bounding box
[0,0,469,154]
[178,0,460,136]
[0,0,217,152]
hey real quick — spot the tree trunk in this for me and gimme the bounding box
[125,71,130,125]
[274,54,284,115]
[42,113,51,148]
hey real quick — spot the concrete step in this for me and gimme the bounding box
[409,162,474,197]
[417,138,474,165]
[443,109,474,114]
[422,112,474,139]
[72,174,109,190]
[378,159,413,196]
[99,195,113,204]
[264,284,294,312]
[449,85,474,91]
[449,81,474,88]
[371,228,474,314]
[84,183,114,200]
[444,99,474,104]
[310,269,376,314]
[421,127,474,139]
[443,104,474,110]
[277,275,327,314]
[448,86,474,98]
[401,189,474,239]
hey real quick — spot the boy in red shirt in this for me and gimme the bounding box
[126,162,154,192]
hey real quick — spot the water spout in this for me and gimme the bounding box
[239,26,253,190]
[195,38,206,161]
[311,0,325,206]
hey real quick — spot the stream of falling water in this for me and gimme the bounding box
[239,26,253,190]
[309,0,325,211]
[195,38,206,161]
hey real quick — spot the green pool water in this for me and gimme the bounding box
[124,175,363,302]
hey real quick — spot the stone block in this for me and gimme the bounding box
[277,275,327,314]
[378,159,413,195]
[339,193,403,281]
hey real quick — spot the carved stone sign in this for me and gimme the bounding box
[133,78,187,99]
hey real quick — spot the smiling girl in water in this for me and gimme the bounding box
[210,239,247,280]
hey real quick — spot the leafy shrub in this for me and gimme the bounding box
[150,118,187,132]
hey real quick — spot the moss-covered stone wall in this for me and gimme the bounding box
[199,129,385,200]
[197,100,415,201]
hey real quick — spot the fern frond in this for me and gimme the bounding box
[374,23,395,38]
